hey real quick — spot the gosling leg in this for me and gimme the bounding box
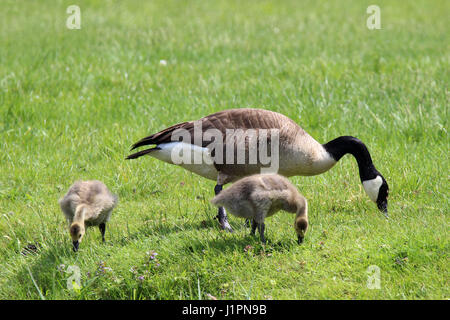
[250,219,258,235]
[99,223,106,243]
[214,184,233,233]
[258,222,266,244]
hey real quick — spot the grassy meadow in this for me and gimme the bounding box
[0,0,448,299]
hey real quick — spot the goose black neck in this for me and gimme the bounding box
[323,136,378,182]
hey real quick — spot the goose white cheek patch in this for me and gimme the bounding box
[362,176,383,203]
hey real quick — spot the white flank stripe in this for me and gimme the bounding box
[150,142,218,180]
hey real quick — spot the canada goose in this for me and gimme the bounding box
[211,174,308,244]
[127,108,389,232]
[59,180,118,251]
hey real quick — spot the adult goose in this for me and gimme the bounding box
[127,108,389,232]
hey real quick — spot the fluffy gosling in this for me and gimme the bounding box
[59,180,118,251]
[211,174,308,244]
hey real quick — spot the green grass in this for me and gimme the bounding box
[0,0,448,300]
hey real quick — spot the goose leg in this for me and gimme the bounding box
[99,223,106,243]
[214,184,233,233]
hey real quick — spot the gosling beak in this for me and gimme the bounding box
[297,235,304,244]
[72,241,79,252]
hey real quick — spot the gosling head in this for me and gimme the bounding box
[69,222,85,252]
[362,174,389,218]
[294,217,308,244]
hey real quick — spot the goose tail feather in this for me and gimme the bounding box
[126,147,161,160]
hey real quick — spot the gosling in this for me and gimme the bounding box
[59,180,118,251]
[211,174,308,244]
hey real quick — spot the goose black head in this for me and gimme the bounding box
[362,174,389,218]
[322,136,389,216]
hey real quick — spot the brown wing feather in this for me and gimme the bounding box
[130,108,303,149]
[131,122,192,150]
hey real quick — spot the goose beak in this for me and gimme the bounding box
[297,235,304,244]
[72,241,79,252]
[377,201,388,219]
